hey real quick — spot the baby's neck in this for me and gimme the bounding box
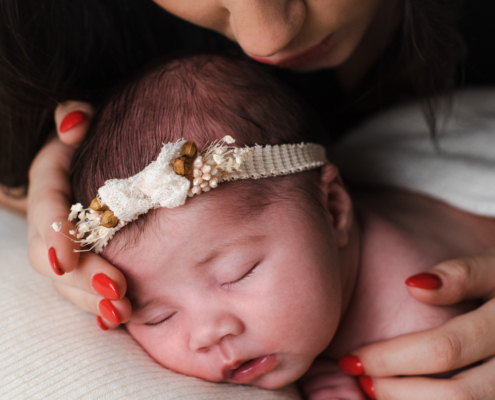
[326,188,495,357]
[335,207,362,321]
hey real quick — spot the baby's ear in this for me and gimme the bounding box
[319,164,353,247]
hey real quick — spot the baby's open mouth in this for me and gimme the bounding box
[229,354,277,384]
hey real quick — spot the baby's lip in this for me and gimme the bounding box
[223,354,277,384]
[222,359,246,380]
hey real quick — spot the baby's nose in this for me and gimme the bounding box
[226,0,306,57]
[189,312,245,352]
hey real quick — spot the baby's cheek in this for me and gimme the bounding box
[126,323,180,367]
[126,323,221,381]
[125,323,167,361]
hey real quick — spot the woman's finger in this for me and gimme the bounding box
[54,101,94,147]
[96,315,120,331]
[339,298,495,378]
[53,281,132,326]
[371,356,495,400]
[29,235,126,300]
[405,250,495,305]
[27,138,79,273]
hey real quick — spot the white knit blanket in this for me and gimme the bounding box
[331,88,495,217]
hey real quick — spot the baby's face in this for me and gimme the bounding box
[106,192,344,389]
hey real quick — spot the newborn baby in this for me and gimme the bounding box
[66,54,495,399]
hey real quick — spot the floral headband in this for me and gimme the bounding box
[52,136,327,253]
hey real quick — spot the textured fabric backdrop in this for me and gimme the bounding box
[332,88,495,217]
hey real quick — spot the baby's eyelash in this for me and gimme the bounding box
[145,312,176,326]
[223,261,260,288]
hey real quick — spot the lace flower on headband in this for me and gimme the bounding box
[53,136,327,253]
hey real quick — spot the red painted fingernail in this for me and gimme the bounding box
[405,272,442,290]
[48,247,64,276]
[338,355,365,375]
[91,273,120,300]
[96,315,109,331]
[98,299,121,324]
[59,110,86,133]
[359,376,375,399]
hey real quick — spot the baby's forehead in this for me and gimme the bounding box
[103,197,274,299]
[105,178,284,253]
[103,184,270,262]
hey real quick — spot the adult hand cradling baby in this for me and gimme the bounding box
[2,0,495,399]
[339,251,495,399]
[27,102,131,329]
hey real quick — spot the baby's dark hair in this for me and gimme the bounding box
[70,54,329,244]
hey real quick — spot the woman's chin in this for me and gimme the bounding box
[286,47,355,73]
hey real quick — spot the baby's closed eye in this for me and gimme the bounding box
[145,312,177,326]
[222,261,261,288]
[135,260,262,326]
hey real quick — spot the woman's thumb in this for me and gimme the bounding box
[405,250,495,305]
[54,101,94,147]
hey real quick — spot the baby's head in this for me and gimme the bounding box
[70,54,355,389]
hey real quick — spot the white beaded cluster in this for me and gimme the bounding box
[188,156,219,196]
[52,203,124,253]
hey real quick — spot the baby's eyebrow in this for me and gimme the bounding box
[132,234,267,316]
[193,234,267,269]
[132,298,159,315]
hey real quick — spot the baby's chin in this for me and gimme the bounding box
[224,356,314,390]
[237,366,308,390]
[164,354,309,390]
[249,373,297,390]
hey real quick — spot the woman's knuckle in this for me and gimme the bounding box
[429,333,463,371]
[376,388,395,400]
[27,243,43,273]
[51,282,65,297]
[440,259,474,299]
[27,244,36,264]
[446,259,472,282]
[450,386,477,400]
[368,348,389,373]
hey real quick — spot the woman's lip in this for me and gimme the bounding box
[231,355,277,384]
[249,34,333,69]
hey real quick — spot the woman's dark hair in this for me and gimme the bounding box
[0,0,235,191]
[0,0,468,190]
[400,0,464,134]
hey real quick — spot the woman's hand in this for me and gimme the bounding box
[338,251,495,399]
[27,101,131,330]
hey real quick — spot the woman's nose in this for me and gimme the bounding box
[189,311,245,352]
[225,0,306,57]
